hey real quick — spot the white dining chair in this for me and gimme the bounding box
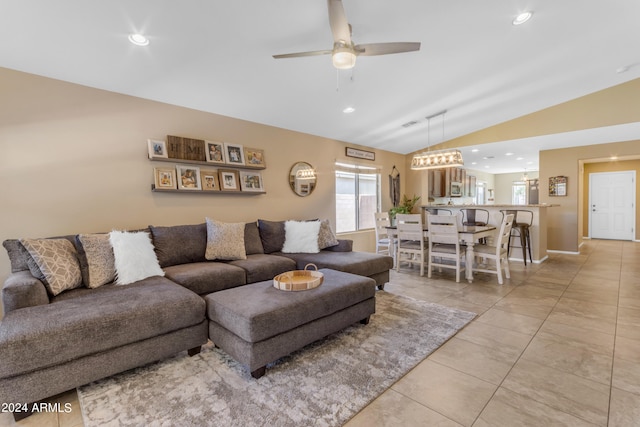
[395,214,427,276]
[471,214,514,284]
[373,212,392,256]
[427,214,465,283]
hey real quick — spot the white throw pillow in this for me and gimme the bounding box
[205,218,247,260]
[281,220,321,253]
[109,231,165,285]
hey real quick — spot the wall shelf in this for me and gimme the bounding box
[149,156,265,170]
[151,184,265,195]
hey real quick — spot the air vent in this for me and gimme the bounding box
[402,120,419,128]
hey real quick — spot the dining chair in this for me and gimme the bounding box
[373,212,392,256]
[471,214,514,284]
[395,214,428,276]
[427,214,465,283]
[500,210,533,265]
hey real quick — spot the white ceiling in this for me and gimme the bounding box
[1,0,639,173]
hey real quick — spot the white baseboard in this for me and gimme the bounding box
[507,255,548,264]
[547,249,581,255]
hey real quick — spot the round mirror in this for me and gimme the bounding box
[289,162,317,197]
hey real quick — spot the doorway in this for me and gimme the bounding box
[589,171,636,240]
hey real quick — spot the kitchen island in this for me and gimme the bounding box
[421,204,559,263]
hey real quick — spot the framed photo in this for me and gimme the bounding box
[200,170,220,191]
[154,167,176,189]
[244,147,266,167]
[224,142,245,166]
[219,169,240,191]
[148,139,168,159]
[205,140,226,164]
[239,170,265,192]
[176,165,202,190]
[549,176,567,196]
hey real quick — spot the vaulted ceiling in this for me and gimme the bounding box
[1,0,639,173]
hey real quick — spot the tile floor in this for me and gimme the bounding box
[2,239,639,426]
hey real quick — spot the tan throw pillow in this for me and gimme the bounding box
[20,238,82,296]
[205,218,247,260]
[318,219,339,249]
[77,234,116,288]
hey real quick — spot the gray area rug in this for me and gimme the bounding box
[78,291,476,427]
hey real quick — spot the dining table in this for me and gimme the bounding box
[386,224,496,283]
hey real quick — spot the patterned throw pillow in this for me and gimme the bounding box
[281,220,321,253]
[205,218,247,260]
[19,238,82,296]
[77,234,116,288]
[109,231,165,286]
[318,219,339,249]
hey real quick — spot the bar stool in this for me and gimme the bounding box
[500,210,533,265]
[461,208,490,244]
[460,209,489,226]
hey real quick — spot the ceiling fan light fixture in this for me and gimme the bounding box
[512,11,533,25]
[332,47,356,69]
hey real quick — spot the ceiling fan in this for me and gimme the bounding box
[273,0,421,70]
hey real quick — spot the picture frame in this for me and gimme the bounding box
[176,165,202,190]
[153,167,176,189]
[219,169,240,191]
[244,147,266,167]
[239,170,265,192]
[549,176,567,196]
[205,140,226,164]
[224,142,245,166]
[345,147,375,161]
[200,170,220,191]
[148,139,168,159]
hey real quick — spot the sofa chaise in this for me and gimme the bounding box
[0,218,393,418]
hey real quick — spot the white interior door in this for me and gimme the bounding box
[589,171,635,240]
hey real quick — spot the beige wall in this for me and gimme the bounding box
[493,171,540,205]
[582,160,640,239]
[540,140,640,252]
[0,68,405,285]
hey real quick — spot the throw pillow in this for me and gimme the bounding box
[318,219,339,249]
[109,231,165,285]
[2,239,31,273]
[205,218,247,260]
[244,222,264,255]
[149,223,207,268]
[281,220,321,253]
[19,238,82,296]
[77,234,116,288]
[257,219,286,253]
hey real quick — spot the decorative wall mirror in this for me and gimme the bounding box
[289,162,317,197]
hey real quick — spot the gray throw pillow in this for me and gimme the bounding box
[2,239,31,273]
[258,219,286,254]
[149,224,207,268]
[244,222,264,255]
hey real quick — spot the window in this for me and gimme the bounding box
[512,181,527,205]
[335,162,381,233]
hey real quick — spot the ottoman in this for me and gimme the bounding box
[204,268,376,378]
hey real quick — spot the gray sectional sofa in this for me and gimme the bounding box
[0,219,393,417]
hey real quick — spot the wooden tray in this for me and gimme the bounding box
[273,264,323,291]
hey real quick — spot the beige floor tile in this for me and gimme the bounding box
[453,321,533,359]
[547,298,617,335]
[614,336,640,362]
[428,337,516,385]
[608,387,640,427]
[475,387,599,427]
[617,307,640,340]
[392,360,497,427]
[618,295,640,311]
[612,357,640,395]
[538,321,615,354]
[520,331,613,385]
[0,410,58,427]
[493,296,556,319]
[345,389,463,427]
[562,288,619,306]
[502,359,610,426]
[475,308,543,335]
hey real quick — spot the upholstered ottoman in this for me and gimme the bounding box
[204,268,376,378]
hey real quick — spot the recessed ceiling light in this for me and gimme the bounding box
[342,106,355,114]
[505,152,514,156]
[128,33,149,46]
[526,161,533,165]
[516,157,524,160]
[471,162,477,165]
[471,149,479,153]
[484,165,491,168]
[512,11,533,26]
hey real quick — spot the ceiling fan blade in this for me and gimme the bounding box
[327,0,351,43]
[273,50,333,59]
[355,42,421,56]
